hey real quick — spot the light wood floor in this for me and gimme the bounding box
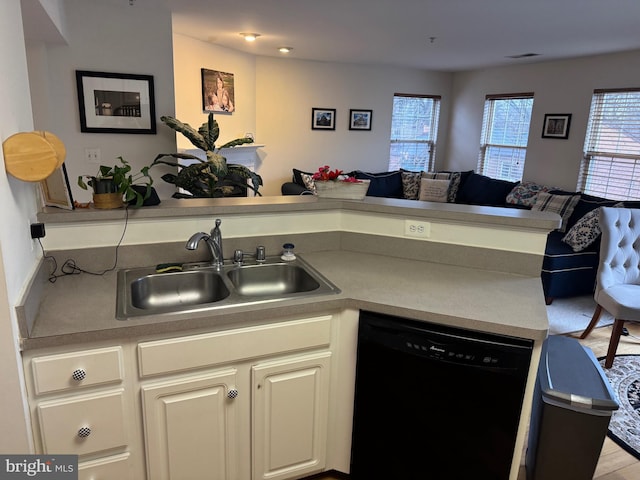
[311,322,640,480]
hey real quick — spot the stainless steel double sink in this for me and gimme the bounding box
[116,256,340,319]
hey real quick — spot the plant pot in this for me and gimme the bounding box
[93,192,123,209]
[91,177,118,194]
[127,185,161,206]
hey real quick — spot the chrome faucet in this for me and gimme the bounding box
[186,218,224,269]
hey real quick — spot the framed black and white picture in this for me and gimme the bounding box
[76,70,156,134]
[349,109,372,131]
[311,108,336,130]
[201,69,235,113]
[542,113,572,139]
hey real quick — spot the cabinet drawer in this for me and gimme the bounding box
[37,389,127,456]
[31,346,124,395]
[138,315,332,377]
[79,452,133,480]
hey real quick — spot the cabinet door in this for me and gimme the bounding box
[252,352,331,480]
[141,369,239,480]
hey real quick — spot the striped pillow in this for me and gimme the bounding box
[531,192,580,232]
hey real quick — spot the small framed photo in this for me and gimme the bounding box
[349,109,372,131]
[76,70,156,134]
[312,108,336,130]
[40,164,75,210]
[542,113,572,139]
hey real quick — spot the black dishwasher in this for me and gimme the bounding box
[351,311,533,479]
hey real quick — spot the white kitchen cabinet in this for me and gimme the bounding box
[22,345,141,479]
[137,314,334,480]
[141,369,239,480]
[252,352,331,480]
[23,313,341,480]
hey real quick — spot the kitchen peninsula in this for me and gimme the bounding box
[18,195,559,480]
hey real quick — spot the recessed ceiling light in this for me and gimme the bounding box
[278,47,293,53]
[240,33,260,42]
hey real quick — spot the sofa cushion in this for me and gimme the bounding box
[419,178,450,202]
[562,202,625,252]
[531,191,580,232]
[300,173,317,194]
[455,172,518,207]
[438,170,474,203]
[400,170,423,200]
[565,193,619,230]
[506,181,555,207]
[354,170,404,198]
[561,208,601,252]
[292,168,314,187]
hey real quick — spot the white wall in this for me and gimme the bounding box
[447,49,640,191]
[255,57,453,195]
[172,34,257,150]
[0,0,40,453]
[27,0,177,202]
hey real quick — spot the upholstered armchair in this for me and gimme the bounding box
[580,207,640,368]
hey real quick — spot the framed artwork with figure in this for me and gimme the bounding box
[201,69,235,113]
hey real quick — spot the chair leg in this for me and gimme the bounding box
[580,304,604,339]
[604,319,626,368]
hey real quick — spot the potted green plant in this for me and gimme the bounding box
[78,156,154,208]
[150,113,262,198]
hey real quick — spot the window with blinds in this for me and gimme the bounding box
[477,93,534,182]
[578,89,640,200]
[388,94,441,172]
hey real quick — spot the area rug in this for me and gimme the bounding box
[547,294,613,335]
[598,354,640,460]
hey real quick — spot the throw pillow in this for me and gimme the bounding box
[401,170,423,200]
[354,170,404,198]
[531,191,580,232]
[562,202,624,252]
[424,171,463,203]
[419,178,450,203]
[506,181,555,207]
[292,168,314,187]
[300,173,317,194]
[445,172,462,203]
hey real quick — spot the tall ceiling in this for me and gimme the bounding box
[165,0,640,72]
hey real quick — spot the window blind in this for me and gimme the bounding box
[388,94,441,172]
[579,89,640,200]
[478,94,534,182]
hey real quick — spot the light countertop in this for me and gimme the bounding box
[21,250,548,350]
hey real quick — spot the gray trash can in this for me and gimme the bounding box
[526,335,619,480]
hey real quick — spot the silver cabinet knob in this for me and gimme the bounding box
[77,426,92,438]
[72,369,86,381]
[227,389,238,399]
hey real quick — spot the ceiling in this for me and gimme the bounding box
[165,0,640,72]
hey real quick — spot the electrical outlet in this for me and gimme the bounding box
[85,148,101,164]
[404,220,430,238]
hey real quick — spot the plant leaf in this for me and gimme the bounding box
[160,115,208,151]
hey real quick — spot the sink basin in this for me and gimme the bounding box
[130,270,230,309]
[227,263,320,296]
[116,256,340,319]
